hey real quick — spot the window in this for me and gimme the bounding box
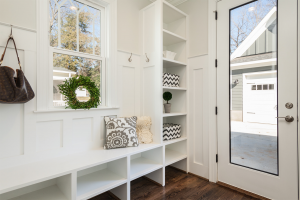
[49,0,105,107]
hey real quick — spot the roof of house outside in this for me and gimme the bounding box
[231,52,276,64]
[53,67,77,74]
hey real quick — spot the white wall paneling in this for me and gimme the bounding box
[118,51,141,117]
[188,54,209,179]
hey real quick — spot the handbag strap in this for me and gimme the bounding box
[0,35,22,70]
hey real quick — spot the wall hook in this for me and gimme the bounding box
[9,25,13,39]
[145,53,150,62]
[128,53,132,62]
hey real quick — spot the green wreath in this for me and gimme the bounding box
[58,75,100,110]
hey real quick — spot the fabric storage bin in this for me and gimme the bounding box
[163,51,177,60]
[163,73,180,87]
[163,123,181,141]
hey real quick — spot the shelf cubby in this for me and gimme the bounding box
[163,65,187,88]
[165,140,187,166]
[77,157,127,200]
[163,90,186,113]
[163,29,186,46]
[163,1,187,38]
[163,115,187,139]
[162,86,187,91]
[0,174,72,200]
[130,147,163,180]
[163,58,186,67]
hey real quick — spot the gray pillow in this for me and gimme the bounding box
[104,116,139,149]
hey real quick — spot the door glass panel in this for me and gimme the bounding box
[230,0,278,175]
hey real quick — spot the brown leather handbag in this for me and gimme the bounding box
[0,35,35,104]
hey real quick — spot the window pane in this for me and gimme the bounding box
[60,0,77,51]
[230,0,278,175]
[49,0,58,47]
[53,53,101,107]
[49,0,101,55]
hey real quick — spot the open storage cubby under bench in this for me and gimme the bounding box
[76,157,127,200]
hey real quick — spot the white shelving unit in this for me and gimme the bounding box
[76,158,127,200]
[130,147,163,180]
[0,1,189,200]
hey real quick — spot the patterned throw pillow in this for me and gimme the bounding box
[104,116,139,149]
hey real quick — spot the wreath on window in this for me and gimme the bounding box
[58,75,100,110]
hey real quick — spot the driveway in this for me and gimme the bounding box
[230,121,278,174]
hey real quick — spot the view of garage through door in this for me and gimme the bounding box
[230,0,278,174]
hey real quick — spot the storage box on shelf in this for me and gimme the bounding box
[0,174,72,200]
[76,157,127,200]
[163,123,181,141]
[130,147,163,180]
[163,116,187,142]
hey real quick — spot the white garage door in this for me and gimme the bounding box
[243,71,277,124]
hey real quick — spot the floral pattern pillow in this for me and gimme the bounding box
[104,116,139,149]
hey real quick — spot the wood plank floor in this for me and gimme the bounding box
[90,166,259,200]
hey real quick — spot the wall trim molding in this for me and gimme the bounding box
[188,54,208,59]
[0,21,36,33]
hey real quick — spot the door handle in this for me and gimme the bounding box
[276,115,294,122]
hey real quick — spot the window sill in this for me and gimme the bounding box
[33,106,119,113]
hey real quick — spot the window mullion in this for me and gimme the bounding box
[93,17,95,55]
[77,12,79,52]
[58,6,61,48]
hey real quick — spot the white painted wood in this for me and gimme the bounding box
[163,113,186,117]
[170,158,187,172]
[144,168,164,185]
[110,183,127,200]
[130,147,163,180]
[188,55,209,179]
[164,18,186,38]
[217,0,298,199]
[130,157,163,180]
[77,169,126,199]
[0,175,72,200]
[162,1,187,24]
[163,137,187,145]
[140,1,163,144]
[6,186,68,200]
[162,86,187,90]
[0,143,162,194]
[163,58,186,67]
[165,140,187,166]
[165,149,187,166]
[163,29,186,46]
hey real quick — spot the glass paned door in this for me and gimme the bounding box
[230,0,278,175]
[217,0,298,199]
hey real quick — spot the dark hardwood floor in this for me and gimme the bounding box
[90,166,259,200]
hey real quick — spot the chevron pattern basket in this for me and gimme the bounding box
[163,73,180,87]
[163,123,181,141]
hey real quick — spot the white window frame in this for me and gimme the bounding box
[37,0,118,111]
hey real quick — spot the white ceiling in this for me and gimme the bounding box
[149,0,189,6]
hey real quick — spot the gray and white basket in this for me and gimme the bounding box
[163,73,180,87]
[163,123,181,141]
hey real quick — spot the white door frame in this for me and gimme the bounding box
[208,0,300,193]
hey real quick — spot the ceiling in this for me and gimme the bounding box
[149,0,189,6]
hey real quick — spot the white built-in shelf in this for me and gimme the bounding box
[163,58,186,67]
[163,1,187,23]
[165,149,187,166]
[163,137,187,145]
[163,29,186,46]
[130,157,162,180]
[7,186,68,200]
[163,86,187,91]
[163,113,187,117]
[0,143,162,194]
[77,168,126,200]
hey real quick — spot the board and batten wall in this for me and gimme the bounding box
[0,0,146,169]
[177,0,210,179]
